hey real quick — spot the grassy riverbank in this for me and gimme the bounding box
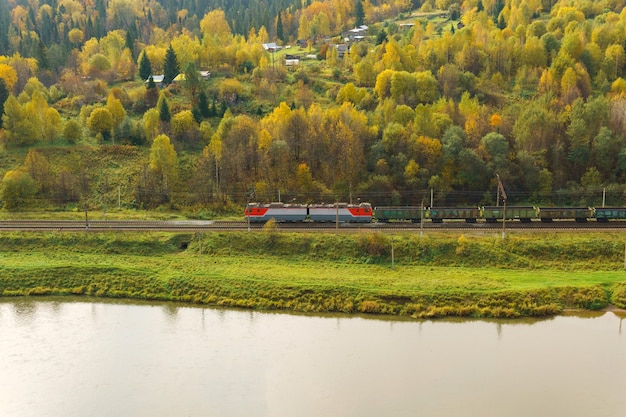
[1,231,626,318]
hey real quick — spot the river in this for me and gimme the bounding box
[1,297,625,417]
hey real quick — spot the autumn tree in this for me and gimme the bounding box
[0,63,17,92]
[0,170,37,210]
[219,78,243,105]
[408,135,443,176]
[354,55,377,87]
[604,44,625,81]
[220,114,259,194]
[47,161,76,202]
[204,113,229,198]
[183,61,202,107]
[24,149,52,195]
[106,93,127,143]
[143,108,160,141]
[87,107,114,141]
[481,131,509,178]
[456,148,490,192]
[200,9,232,43]
[512,98,558,153]
[63,119,83,144]
[146,134,178,203]
[42,106,62,143]
[1,95,38,146]
[170,110,199,148]
[592,127,623,181]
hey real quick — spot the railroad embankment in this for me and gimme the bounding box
[1,231,625,318]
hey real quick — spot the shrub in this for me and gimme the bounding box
[611,283,626,308]
[357,233,389,258]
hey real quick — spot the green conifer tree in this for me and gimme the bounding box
[276,12,284,42]
[139,50,152,81]
[0,78,8,128]
[354,0,365,27]
[157,93,171,122]
[163,44,179,86]
[198,91,210,118]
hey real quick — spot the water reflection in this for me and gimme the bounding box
[1,297,625,417]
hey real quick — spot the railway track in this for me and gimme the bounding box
[1,219,626,232]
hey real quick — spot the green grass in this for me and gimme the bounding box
[1,231,625,318]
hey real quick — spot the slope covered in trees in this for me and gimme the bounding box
[1,0,626,212]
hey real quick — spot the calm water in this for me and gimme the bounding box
[1,298,625,417]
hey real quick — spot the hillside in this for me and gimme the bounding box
[1,0,626,215]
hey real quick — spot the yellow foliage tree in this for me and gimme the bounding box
[150,134,178,195]
[0,169,37,210]
[0,64,18,92]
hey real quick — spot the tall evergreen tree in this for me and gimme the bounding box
[163,44,179,85]
[0,78,8,128]
[95,0,106,26]
[0,0,9,55]
[139,50,152,81]
[376,29,388,45]
[125,30,135,59]
[276,12,284,42]
[145,76,159,108]
[147,76,157,89]
[209,97,217,117]
[157,93,171,122]
[36,40,49,70]
[354,0,365,27]
[184,61,201,105]
[197,91,210,118]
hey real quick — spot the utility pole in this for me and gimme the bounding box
[496,183,500,207]
[420,199,424,238]
[497,174,507,239]
[198,233,203,264]
[335,201,339,235]
[391,236,395,269]
[349,183,352,205]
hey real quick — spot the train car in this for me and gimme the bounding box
[537,207,592,223]
[593,207,626,222]
[482,206,537,223]
[374,206,425,223]
[427,207,481,223]
[244,202,308,223]
[308,202,373,223]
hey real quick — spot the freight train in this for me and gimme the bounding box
[374,206,626,223]
[245,202,626,223]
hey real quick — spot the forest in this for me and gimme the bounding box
[0,0,626,213]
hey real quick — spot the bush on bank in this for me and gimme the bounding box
[1,231,625,318]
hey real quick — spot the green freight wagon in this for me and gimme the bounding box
[374,206,425,223]
[427,207,481,223]
[592,207,626,222]
[482,206,537,223]
[537,207,592,223]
